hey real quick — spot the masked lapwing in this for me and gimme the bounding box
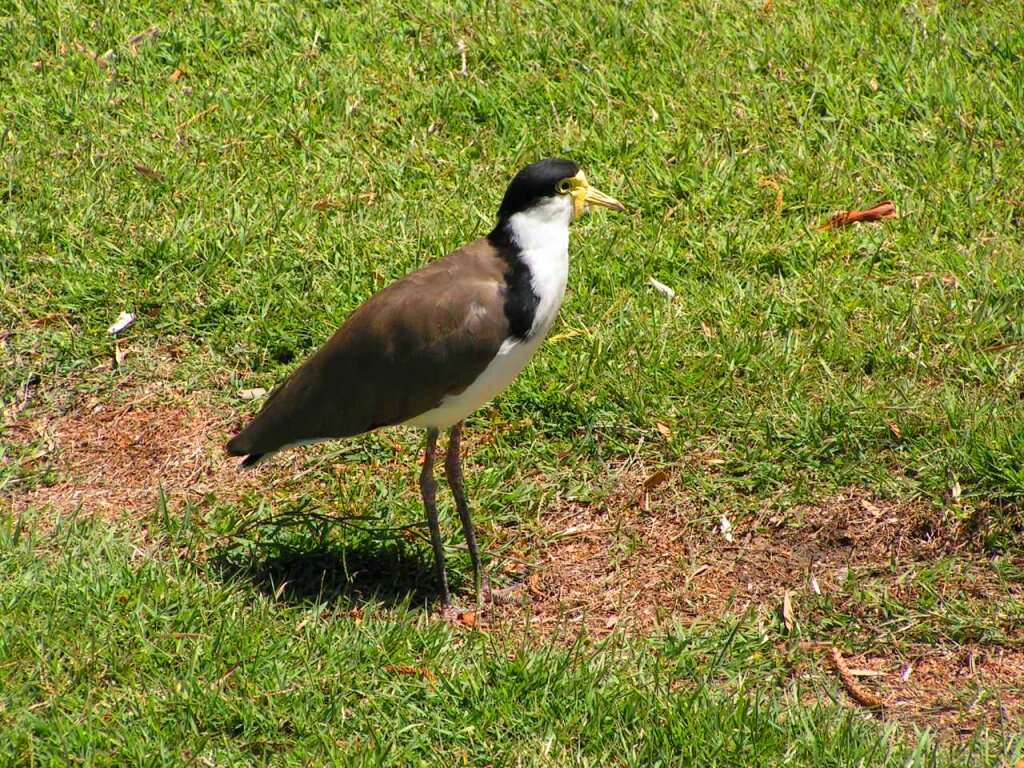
[227,158,624,609]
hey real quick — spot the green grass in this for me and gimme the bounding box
[4,0,1024,513]
[2,0,1024,763]
[2,516,1018,767]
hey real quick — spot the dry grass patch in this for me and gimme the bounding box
[484,463,1022,737]
[3,377,291,523]
[792,645,1024,738]
[491,465,979,635]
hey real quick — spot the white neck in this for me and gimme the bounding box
[503,195,572,338]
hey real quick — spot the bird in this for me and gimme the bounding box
[226,158,624,610]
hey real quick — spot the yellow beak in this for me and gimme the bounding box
[570,171,625,220]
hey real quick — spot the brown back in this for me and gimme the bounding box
[227,237,510,456]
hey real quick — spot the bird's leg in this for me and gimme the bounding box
[420,428,450,608]
[445,420,484,609]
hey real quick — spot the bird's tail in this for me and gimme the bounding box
[239,452,268,469]
[226,433,270,469]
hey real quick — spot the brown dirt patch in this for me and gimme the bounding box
[490,463,984,636]
[883,646,1024,735]
[796,644,1024,737]
[3,382,296,523]
[483,462,1023,737]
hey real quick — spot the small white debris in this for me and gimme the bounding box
[900,663,914,682]
[648,276,676,300]
[950,474,962,503]
[810,574,822,595]
[107,311,136,336]
[847,668,887,678]
[782,591,795,632]
[239,387,267,400]
[719,514,734,542]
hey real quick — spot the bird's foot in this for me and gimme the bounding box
[436,576,529,625]
[436,577,497,626]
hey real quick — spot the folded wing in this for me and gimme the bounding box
[226,238,510,459]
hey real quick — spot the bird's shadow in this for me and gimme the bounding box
[209,504,450,608]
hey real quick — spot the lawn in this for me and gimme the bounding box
[2,0,1023,764]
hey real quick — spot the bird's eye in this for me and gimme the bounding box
[556,179,571,194]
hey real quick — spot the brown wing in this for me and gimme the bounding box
[226,237,510,457]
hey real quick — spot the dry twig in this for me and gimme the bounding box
[821,201,897,231]
[830,647,886,708]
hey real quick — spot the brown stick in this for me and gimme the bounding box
[830,647,886,708]
[821,201,897,231]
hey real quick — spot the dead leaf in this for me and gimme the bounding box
[384,664,436,683]
[762,0,774,12]
[949,475,962,504]
[313,197,345,211]
[690,564,712,580]
[133,163,164,182]
[809,574,821,595]
[169,67,185,83]
[238,387,267,401]
[846,668,887,678]
[456,39,468,77]
[554,524,595,539]
[176,104,218,133]
[457,610,477,628]
[655,422,672,441]
[860,498,881,516]
[604,615,619,629]
[72,42,108,69]
[781,590,795,632]
[719,514,734,543]
[113,341,128,369]
[700,321,715,339]
[107,311,136,336]
[32,60,44,72]
[213,663,240,688]
[821,200,897,231]
[527,572,543,598]
[887,421,902,439]
[642,469,671,491]
[128,26,161,53]
[758,177,783,215]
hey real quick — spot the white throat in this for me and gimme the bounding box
[404,196,573,431]
[504,195,572,337]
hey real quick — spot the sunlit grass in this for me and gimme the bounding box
[2,0,1023,763]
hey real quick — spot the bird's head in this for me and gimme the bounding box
[495,158,625,229]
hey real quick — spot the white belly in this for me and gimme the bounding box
[404,331,548,430]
